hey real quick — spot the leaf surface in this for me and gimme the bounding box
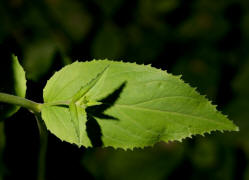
[42,60,238,149]
[0,55,27,120]
[69,103,91,147]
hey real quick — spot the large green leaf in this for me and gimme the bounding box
[0,55,27,120]
[23,40,56,81]
[41,60,238,149]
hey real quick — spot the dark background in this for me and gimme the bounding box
[0,0,249,179]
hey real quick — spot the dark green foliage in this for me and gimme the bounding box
[0,0,248,179]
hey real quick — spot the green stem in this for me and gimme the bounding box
[36,114,48,180]
[0,92,47,179]
[0,92,42,113]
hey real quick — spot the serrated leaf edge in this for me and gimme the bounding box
[42,59,239,150]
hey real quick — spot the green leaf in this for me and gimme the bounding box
[0,55,27,120]
[68,68,108,146]
[42,60,238,149]
[23,40,56,81]
[91,23,124,59]
[69,103,91,147]
[232,59,249,97]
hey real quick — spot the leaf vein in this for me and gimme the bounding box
[116,104,227,126]
[129,95,200,106]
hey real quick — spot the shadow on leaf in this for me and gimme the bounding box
[86,82,126,147]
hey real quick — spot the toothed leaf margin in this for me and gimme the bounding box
[41,59,238,150]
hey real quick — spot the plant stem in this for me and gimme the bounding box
[0,93,46,179]
[0,92,48,179]
[0,92,42,113]
[36,114,48,180]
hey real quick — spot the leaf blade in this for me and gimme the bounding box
[42,60,238,149]
[0,55,27,120]
[69,102,91,147]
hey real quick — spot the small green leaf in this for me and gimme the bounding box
[71,65,109,103]
[69,103,91,147]
[42,60,238,149]
[91,24,123,59]
[23,40,56,81]
[68,66,109,145]
[0,55,27,120]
